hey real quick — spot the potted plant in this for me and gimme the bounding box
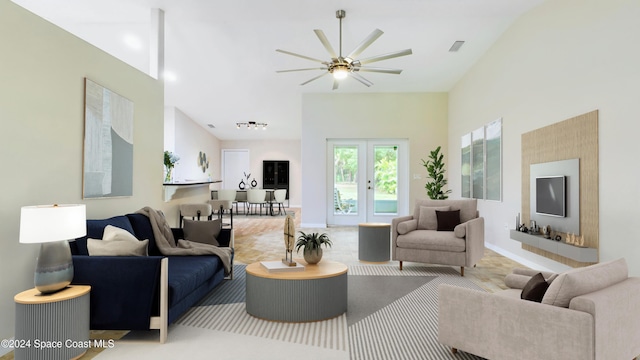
[164,151,180,183]
[295,231,332,264]
[422,145,452,200]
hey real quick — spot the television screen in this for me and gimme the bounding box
[536,176,565,217]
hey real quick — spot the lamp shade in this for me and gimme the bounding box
[20,204,87,244]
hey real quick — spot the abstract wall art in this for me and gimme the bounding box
[83,78,134,198]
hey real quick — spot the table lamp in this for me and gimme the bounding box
[19,204,86,294]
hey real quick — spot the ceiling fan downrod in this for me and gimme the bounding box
[336,10,345,58]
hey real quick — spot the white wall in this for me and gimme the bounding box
[220,139,302,207]
[169,107,221,183]
[448,0,640,275]
[0,1,164,342]
[301,92,449,227]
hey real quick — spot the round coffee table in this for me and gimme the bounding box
[245,259,347,322]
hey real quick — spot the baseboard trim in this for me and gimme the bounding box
[485,242,557,273]
[300,223,327,228]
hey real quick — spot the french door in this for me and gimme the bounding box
[327,139,408,225]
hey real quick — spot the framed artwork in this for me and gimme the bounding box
[461,118,502,201]
[471,127,485,199]
[461,133,471,198]
[83,78,134,198]
[485,118,502,201]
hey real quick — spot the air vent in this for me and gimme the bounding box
[449,41,465,52]
[207,124,215,128]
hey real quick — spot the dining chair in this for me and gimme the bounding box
[272,189,287,216]
[246,189,267,216]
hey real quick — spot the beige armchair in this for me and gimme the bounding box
[438,258,640,360]
[391,199,484,276]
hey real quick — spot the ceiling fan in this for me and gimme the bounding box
[276,10,412,90]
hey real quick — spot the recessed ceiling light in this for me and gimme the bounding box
[449,41,465,52]
[123,34,142,51]
[163,71,177,82]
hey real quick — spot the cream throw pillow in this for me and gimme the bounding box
[87,225,148,256]
[417,206,450,230]
[541,258,628,307]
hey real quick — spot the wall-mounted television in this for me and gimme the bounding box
[536,175,566,217]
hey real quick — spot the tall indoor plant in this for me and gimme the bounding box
[422,145,451,200]
[295,231,332,264]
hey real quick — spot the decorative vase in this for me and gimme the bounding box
[251,178,258,188]
[165,167,173,183]
[303,248,323,264]
[239,179,246,190]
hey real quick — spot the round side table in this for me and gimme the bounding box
[358,222,391,262]
[14,285,90,360]
[246,260,347,322]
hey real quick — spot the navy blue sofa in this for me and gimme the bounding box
[70,213,233,343]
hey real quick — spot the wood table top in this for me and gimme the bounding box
[14,285,91,304]
[246,259,347,280]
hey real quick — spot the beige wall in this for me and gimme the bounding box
[0,2,164,341]
[219,139,302,207]
[300,92,449,227]
[448,0,640,275]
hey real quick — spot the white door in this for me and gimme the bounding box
[327,139,408,225]
[221,149,249,190]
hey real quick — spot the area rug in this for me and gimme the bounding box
[173,263,486,360]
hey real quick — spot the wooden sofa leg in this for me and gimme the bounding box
[451,347,458,354]
[460,267,464,277]
[399,261,403,271]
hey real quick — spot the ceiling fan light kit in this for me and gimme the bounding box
[237,121,267,130]
[276,9,412,89]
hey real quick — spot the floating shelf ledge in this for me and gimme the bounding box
[509,230,598,263]
[163,180,221,202]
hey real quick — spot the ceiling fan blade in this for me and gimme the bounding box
[276,67,327,73]
[276,49,328,64]
[314,30,338,59]
[356,49,413,65]
[332,79,339,90]
[354,67,403,74]
[346,29,384,60]
[349,72,373,87]
[300,72,329,86]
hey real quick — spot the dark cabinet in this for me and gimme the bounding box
[263,160,289,201]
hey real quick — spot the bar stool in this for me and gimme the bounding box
[179,203,212,227]
[209,199,233,228]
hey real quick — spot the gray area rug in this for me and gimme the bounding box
[175,264,486,360]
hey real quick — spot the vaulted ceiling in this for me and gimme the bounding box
[13,0,543,140]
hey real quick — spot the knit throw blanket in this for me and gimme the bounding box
[136,207,232,276]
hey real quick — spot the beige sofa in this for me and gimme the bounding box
[438,258,640,360]
[391,199,484,276]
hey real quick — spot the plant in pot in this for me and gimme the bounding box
[295,231,332,265]
[422,145,451,200]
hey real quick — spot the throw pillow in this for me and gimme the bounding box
[183,219,221,246]
[542,258,628,308]
[397,219,418,235]
[87,239,149,256]
[418,206,450,230]
[521,272,550,302]
[103,225,139,242]
[436,210,461,231]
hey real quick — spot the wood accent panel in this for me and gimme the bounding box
[521,110,599,267]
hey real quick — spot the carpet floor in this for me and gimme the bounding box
[94,263,486,360]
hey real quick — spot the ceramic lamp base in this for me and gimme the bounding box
[34,240,73,294]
